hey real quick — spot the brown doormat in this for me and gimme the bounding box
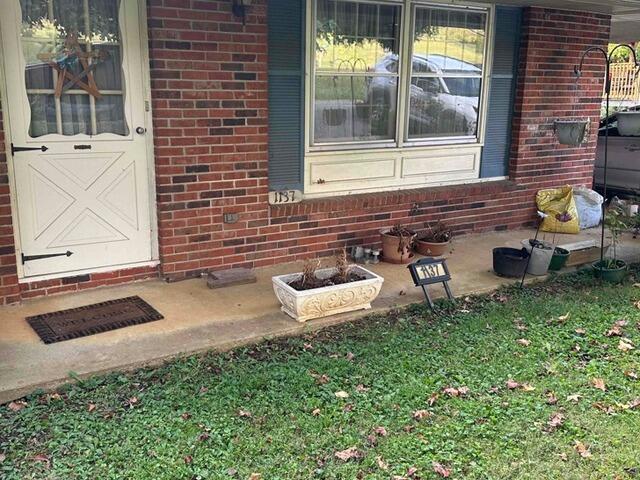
[27,296,164,344]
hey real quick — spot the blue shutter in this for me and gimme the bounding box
[480,7,522,178]
[268,0,305,191]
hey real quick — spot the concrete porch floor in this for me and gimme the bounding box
[1,228,638,403]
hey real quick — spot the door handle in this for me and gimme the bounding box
[11,143,48,156]
[135,127,146,135]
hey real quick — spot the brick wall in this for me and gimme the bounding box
[148,0,270,280]
[0,98,20,305]
[0,3,611,304]
[510,8,610,188]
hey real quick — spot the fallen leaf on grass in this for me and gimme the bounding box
[372,426,388,437]
[355,384,369,393]
[622,398,640,410]
[335,391,350,399]
[0,453,5,463]
[517,338,531,347]
[575,328,586,335]
[606,326,623,337]
[249,474,261,480]
[345,352,355,361]
[546,412,565,432]
[315,374,330,385]
[593,402,616,415]
[7,401,27,412]
[343,403,354,412]
[376,456,389,471]
[545,391,559,405]
[506,379,520,390]
[506,380,534,391]
[558,313,571,322]
[311,408,321,416]
[432,462,451,477]
[591,378,606,392]
[624,370,638,380]
[574,441,592,458]
[183,455,193,464]
[87,403,96,413]
[334,447,363,462]
[443,386,469,397]
[427,393,439,406]
[619,339,635,352]
[406,466,418,477]
[237,409,252,418]
[413,410,433,421]
[32,454,50,467]
[567,394,582,403]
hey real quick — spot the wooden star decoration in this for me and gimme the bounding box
[36,33,109,99]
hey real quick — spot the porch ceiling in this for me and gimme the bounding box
[495,0,640,42]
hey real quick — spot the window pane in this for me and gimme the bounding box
[409,6,486,140]
[412,7,486,72]
[20,0,128,137]
[315,0,401,73]
[408,77,480,138]
[314,75,396,143]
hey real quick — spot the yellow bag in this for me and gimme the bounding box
[536,186,580,234]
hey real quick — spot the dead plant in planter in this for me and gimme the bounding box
[289,250,363,291]
[301,258,321,289]
[335,248,351,283]
[419,222,453,243]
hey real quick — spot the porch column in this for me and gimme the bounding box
[509,7,611,190]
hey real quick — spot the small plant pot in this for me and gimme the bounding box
[548,247,570,271]
[592,259,628,283]
[380,229,416,264]
[521,239,554,276]
[554,119,589,146]
[493,247,529,278]
[415,239,450,257]
[616,111,640,137]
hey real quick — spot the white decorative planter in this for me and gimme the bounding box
[272,266,384,322]
[617,112,640,137]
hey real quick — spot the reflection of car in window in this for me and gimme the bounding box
[370,54,481,138]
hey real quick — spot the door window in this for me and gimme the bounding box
[20,0,129,137]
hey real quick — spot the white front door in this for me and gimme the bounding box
[0,0,155,279]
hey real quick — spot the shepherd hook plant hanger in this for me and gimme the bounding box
[574,44,640,264]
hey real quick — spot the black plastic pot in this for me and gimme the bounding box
[493,248,530,278]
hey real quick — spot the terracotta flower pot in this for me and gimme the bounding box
[380,229,415,264]
[415,239,450,257]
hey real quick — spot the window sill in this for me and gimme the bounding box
[306,138,481,156]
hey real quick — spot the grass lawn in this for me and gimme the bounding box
[2,270,640,479]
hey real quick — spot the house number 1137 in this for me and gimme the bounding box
[268,190,303,205]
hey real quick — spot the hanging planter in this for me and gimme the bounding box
[616,111,640,137]
[554,119,590,146]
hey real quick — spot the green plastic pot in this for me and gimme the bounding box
[548,247,570,271]
[592,260,628,283]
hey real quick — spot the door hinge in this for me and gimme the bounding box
[22,251,73,264]
[11,143,48,156]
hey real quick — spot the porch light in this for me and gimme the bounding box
[232,0,252,24]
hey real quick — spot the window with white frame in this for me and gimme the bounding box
[310,0,488,148]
